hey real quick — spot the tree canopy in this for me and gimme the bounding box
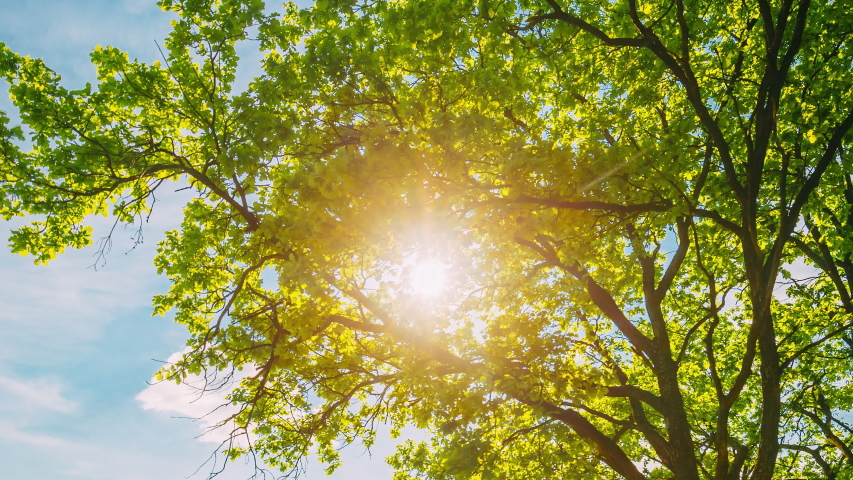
[4,0,853,478]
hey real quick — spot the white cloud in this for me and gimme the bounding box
[775,258,822,303]
[783,257,821,282]
[134,353,424,480]
[136,349,257,444]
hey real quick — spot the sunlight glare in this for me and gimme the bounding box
[410,260,448,297]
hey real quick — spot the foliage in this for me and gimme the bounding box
[4,0,853,478]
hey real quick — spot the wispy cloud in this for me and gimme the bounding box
[0,420,76,448]
[0,223,163,365]
[0,181,196,366]
[0,373,79,414]
[0,372,79,451]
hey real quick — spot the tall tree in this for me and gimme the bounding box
[3,0,853,478]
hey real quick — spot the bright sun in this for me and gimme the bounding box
[409,260,448,297]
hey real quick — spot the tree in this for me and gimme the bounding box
[3,0,853,477]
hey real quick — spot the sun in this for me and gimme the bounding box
[409,260,448,297]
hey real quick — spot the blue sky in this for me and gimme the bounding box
[0,1,415,478]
